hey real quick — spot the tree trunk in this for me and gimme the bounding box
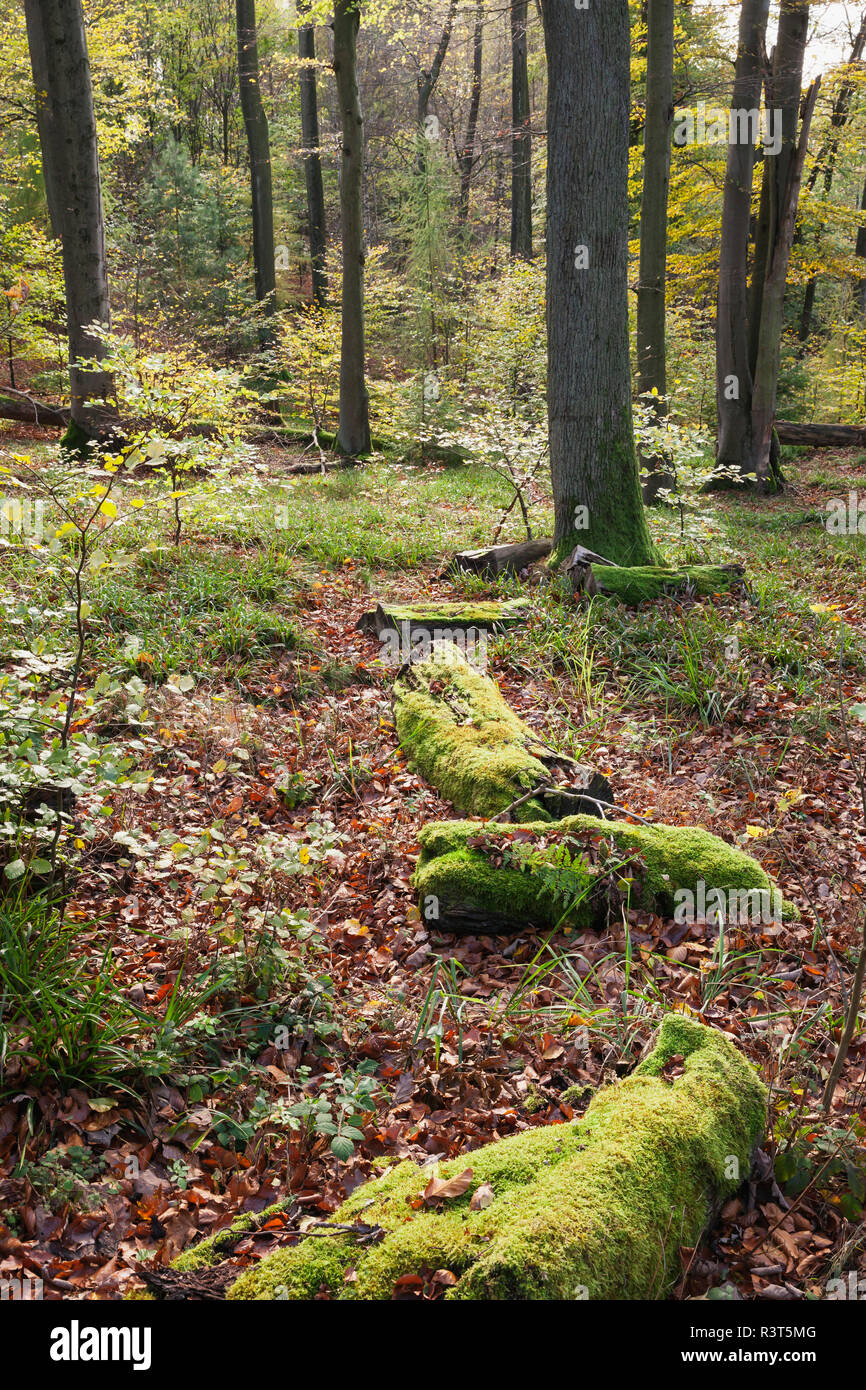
[298,0,327,306]
[24,0,112,439]
[637,0,675,503]
[797,16,866,341]
[510,1,533,259]
[541,0,655,566]
[416,0,458,168]
[458,0,483,228]
[236,0,276,316]
[747,11,818,487]
[333,0,370,457]
[856,174,866,314]
[713,0,770,486]
[748,0,809,377]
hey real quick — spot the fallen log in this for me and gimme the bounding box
[163,1016,766,1301]
[565,547,746,604]
[449,538,553,577]
[357,598,529,640]
[393,643,610,821]
[0,391,69,428]
[413,815,781,932]
[776,421,866,448]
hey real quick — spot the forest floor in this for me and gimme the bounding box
[1,429,865,1301]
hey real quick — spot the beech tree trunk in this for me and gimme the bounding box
[637,0,675,503]
[712,0,770,486]
[747,5,818,486]
[458,0,483,228]
[540,0,655,566]
[24,0,112,437]
[510,1,532,260]
[333,0,370,457]
[236,0,276,316]
[298,1,327,306]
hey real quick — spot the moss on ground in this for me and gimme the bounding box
[218,1016,766,1300]
[414,814,777,930]
[591,564,744,605]
[394,643,554,820]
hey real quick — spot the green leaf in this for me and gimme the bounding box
[330,1135,354,1161]
[850,705,866,723]
[4,859,26,880]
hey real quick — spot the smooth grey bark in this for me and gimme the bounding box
[236,0,276,314]
[298,2,327,306]
[510,0,532,259]
[748,0,810,375]
[637,0,675,503]
[712,0,770,486]
[24,0,112,434]
[747,3,817,486]
[540,0,655,566]
[458,0,484,228]
[333,0,370,456]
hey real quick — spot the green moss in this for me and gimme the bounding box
[171,1199,294,1272]
[414,814,776,930]
[224,1016,766,1300]
[382,599,528,629]
[591,564,744,606]
[394,644,553,820]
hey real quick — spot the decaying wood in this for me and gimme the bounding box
[776,421,866,448]
[449,538,553,577]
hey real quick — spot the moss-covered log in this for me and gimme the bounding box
[186,1016,764,1300]
[414,814,780,932]
[357,598,529,640]
[565,552,746,606]
[393,644,608,821]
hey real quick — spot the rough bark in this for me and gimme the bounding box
[637,0,676,503]
[24,0,112,435]
[713,0,771,485]
[333,0,371,457]
[510,1,533,259]
[457,0,484,228]
[540,0,655,566]
[298,0,327,306]
[236,0,276,314]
